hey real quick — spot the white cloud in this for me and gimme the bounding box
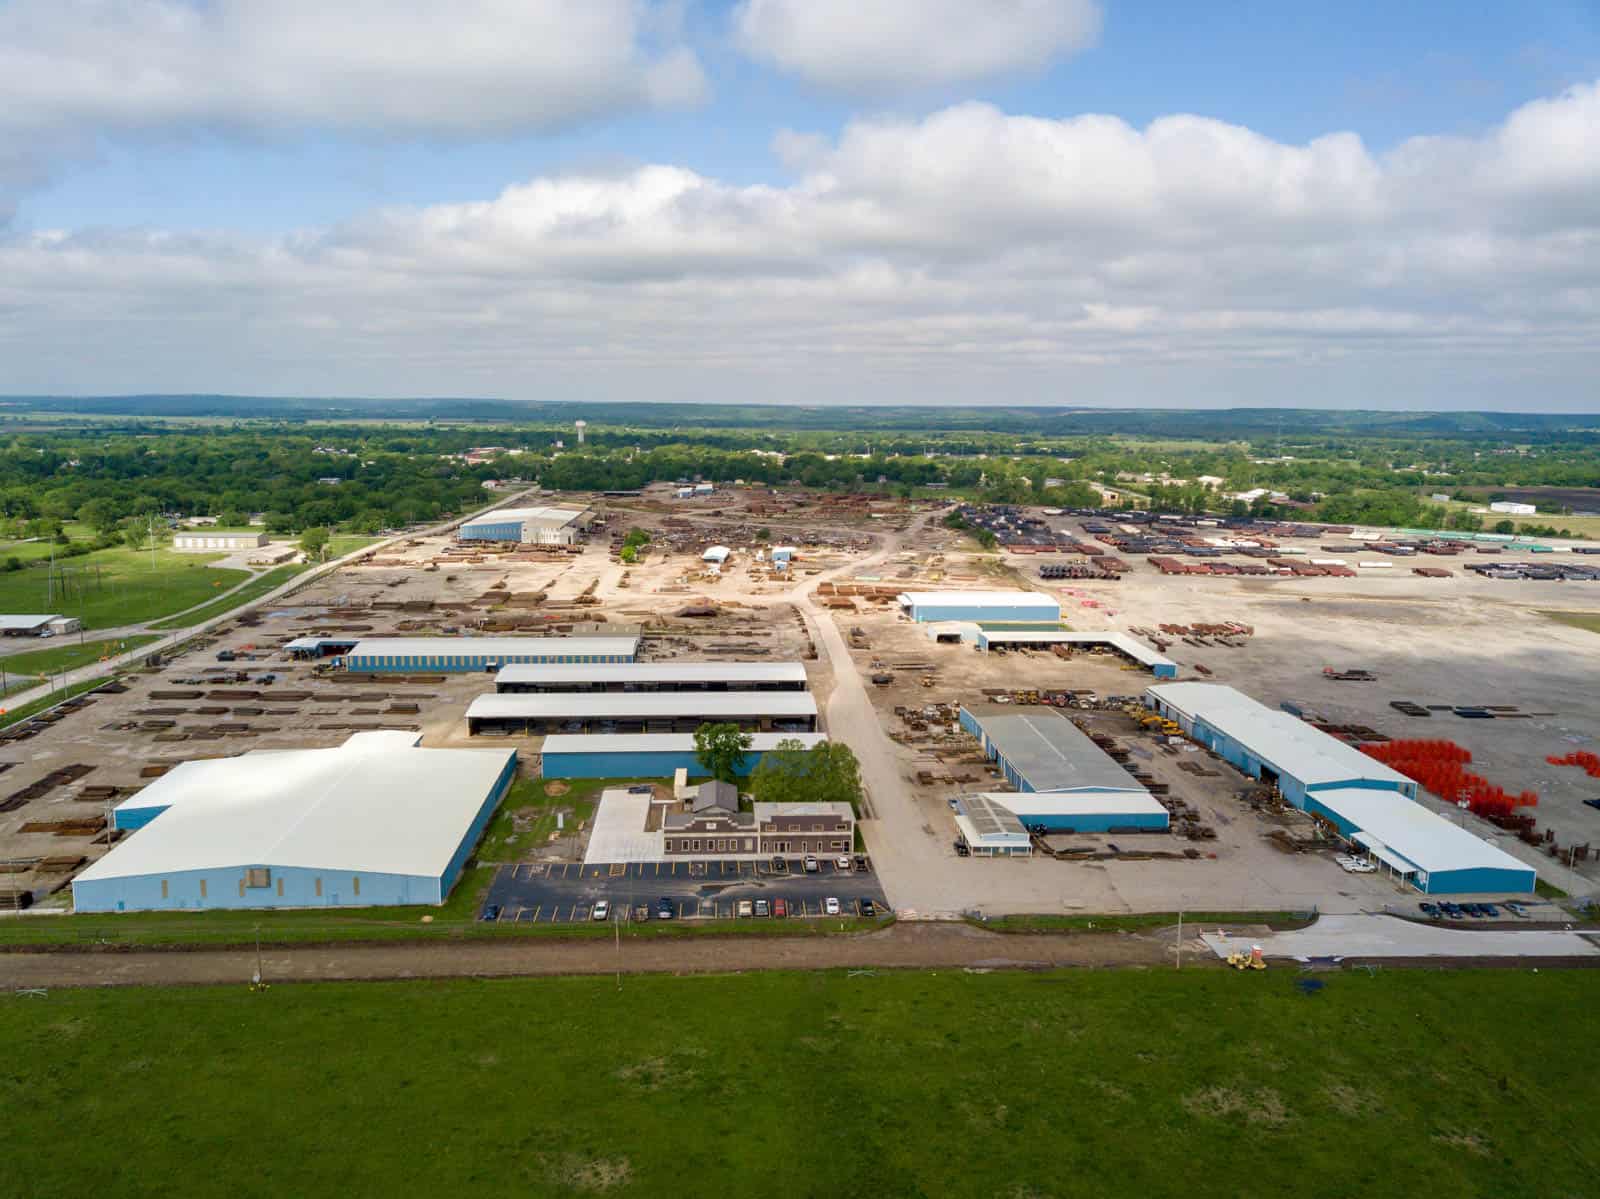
[0,0,705,195]
[2,83,1598,406]
[732,0,1101,93]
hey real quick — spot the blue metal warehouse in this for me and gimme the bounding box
[540,732,829,779]
[74,732,517,912]
[340,635,638,672]
[1145,682,1536,894]
[897,590,1061,623]
[958,705,1167,832]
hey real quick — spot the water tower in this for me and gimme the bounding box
[574,419,587,446]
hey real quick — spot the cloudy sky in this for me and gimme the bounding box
[1,1,1597,409]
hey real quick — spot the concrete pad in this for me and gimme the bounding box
[583,791,664,864]
[1202,912,1600,960]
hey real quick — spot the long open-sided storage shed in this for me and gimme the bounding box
[341,635,638,672]
[540,731,828,778]
[468,691,819,736]
[74,732,517,912]
[897,590,1061,623]
[496,662,808,694]
[974,630,1178,677]
[458,505,588,545]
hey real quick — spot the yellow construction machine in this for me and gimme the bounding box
[1225,945,1267,971]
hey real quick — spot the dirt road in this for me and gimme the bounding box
[0,922,1181,989]
[790,512,972,915]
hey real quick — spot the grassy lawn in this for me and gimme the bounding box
[0,545,248,630]
[327,533,381,557]
[478,775,610,861]
[0,634,159,696]
[2,969,1594,1198]
[0,676,111,728]
[1540,610,1600,636]
[148,563,311,630]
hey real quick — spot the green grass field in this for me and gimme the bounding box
[0,676,110,728]
[2,969,1592,1198]
[0,546,248,630]
[148,563,309,629]
[0,634,159,696]
[1541,610,1600,635]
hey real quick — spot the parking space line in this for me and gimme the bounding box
[569,904,579,921]
[531,904,541,922]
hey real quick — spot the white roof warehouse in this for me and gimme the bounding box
[73,732,517,912]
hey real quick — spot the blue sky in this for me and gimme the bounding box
[1,1,1597,408]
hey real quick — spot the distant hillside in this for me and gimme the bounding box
[3,394,1599,438]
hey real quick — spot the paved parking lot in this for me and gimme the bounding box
[482,857,888,922]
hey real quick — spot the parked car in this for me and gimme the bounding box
[591,900,610,921]
[632,904,650,922]
[954,840,970,858]
[480,904,501,922]
[860,898,876,918]
[1480,903,1501,918]
[1504,901,1528,917]
[737,899,753,918]
[804,855,819,873]
[948,797,960,810]
[657,898,674,920]
[754,899,770,918]
[854,854,868,872]
[1440,901,1465,918]
[836,856,851,871]
[1419,902,1441,919]
[773,898,787,918]
[1584,798,1600,811]
[824,897,841,916]
[257,673,277,685]
[770,856,787,873]
[215,650,236,662]
[1463,903,1487,918]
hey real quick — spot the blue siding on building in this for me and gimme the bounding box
[344,649,635,673]
[438,752,517,899]
[74,865,428,913]
[1025,811,1169,833]
[113,805,167,831]
[459,520,524,542]
[1152,662,1179,679]
[542,748,771,780]
[1423,865,1538,894]
[909,601,1060,623]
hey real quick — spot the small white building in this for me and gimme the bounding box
[173,531,268,552]
[702,545,731,564]
[1489,501,1536,516]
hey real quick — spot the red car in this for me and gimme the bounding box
[773,898,787,918]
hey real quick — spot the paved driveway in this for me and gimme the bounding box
[1203,913,1600,960]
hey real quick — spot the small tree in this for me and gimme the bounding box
[693,722,753,784]
[748,740,864,812]
[300,526,331,558]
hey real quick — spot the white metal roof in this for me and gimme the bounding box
[897,590,1060,611]
[1323,788,1537,878]
[702,545,731,561]
[79,733,515,882]
[285,635,356,650]
[460,505,584,528]
[966,707,1145,794]
[0,614,60,631]
[541,732,827,755]
[978,630,1176,672]
[497,662,807,687]
[346,635,638,659]
[980,790,1169,820]
[954,795,1031,847]
[469,692,818,720]
[1145,682,1414,790]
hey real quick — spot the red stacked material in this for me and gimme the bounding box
[1547,750,1600,778]
[1361,738,1537,819]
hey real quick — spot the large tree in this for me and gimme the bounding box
[693,722,754,784]
[747,740,863,812]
